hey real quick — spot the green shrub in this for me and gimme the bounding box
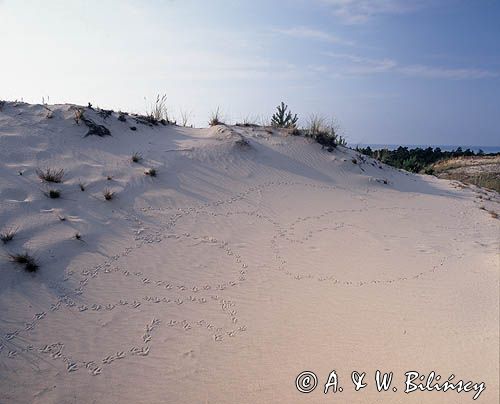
[271,102,298,128]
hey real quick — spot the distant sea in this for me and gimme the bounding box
[354,144,500,154]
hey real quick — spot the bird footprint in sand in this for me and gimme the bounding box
[115,351,126,359]
[35,312,46,320]
[67,362,78,372]
[91,367,102,376]
[6,331,19,340]
[131,346,150,356]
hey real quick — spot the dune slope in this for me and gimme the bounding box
[0,102,498,403]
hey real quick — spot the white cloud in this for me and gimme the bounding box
[324,52,499,79]
[319,0,430,23]
[397,64,498,79]
[273,27,354,45]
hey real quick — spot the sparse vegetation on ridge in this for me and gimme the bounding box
[268,104,346,151]
[236,115,260,127]
[209,107,224,126]
[144,94,170,125]
[97,108,113,119]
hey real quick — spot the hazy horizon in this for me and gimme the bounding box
[1,0,499,146]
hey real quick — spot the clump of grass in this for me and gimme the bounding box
[209,107,224,126]
[45,189,61,199]
[131,152,143,163]
[103,188,114,201]
[9,252,39,272]
[146,94,169,124]
[145,168,157,177]
[0,227,17,244]
[37,168,64,183]
[307,115,327,137]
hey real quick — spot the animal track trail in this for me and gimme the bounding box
[4,182,267,358]
[270,207,453,286]
[1,181,333,371]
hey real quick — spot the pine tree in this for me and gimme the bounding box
[271,102,298,128]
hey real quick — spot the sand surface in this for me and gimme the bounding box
[0,102,498,403]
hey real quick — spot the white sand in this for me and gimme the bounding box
[0,102,498,403]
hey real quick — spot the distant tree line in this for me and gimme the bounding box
[355,146,499,174]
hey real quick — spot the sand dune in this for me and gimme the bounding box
[0,102,498,403]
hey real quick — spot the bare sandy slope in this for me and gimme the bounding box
[0,102,498,403]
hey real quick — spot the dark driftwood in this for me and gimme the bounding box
[81,115,111,137]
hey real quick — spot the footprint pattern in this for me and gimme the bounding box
[0,179,470,377]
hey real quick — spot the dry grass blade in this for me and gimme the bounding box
[37,168,64,183]
[0,227,17,244]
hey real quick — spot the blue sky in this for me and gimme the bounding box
[1,0,499,146]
